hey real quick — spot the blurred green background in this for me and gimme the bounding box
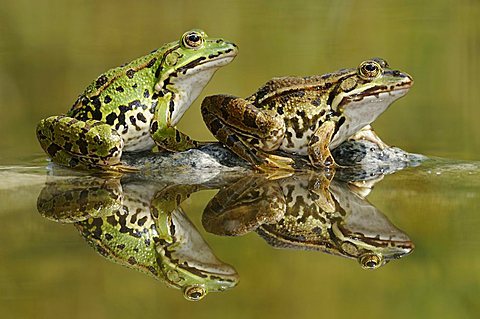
[1,0,479,162]
[1,0,480,318]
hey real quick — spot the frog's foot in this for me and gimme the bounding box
[150,122,203,152]
[307,120,337,168]
[256,153,295,172]
[308,173,336,213]
[348,125,389,150]
[36,115,126,170]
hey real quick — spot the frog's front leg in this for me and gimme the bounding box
[307,120,337,168]
[201,94,295,170]
[348,125,389,149]
[149,95,206,152]
[36,115,124,169]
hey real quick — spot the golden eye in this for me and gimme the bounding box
[183,285,207,301]
[358,253,384,269]
[358,60,382,79]
[182,31,204,49]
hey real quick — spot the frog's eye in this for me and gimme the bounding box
[358,253,384,270]
[182,31,204,49]
[183,285,207,301]
[358,60,382,79]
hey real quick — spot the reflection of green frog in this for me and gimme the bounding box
[201,58,413,170]
[37,177,238,301]
[36,30,237,171]
[202,172,414,269]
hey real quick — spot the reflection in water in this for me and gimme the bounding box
[37,167,414,300]
[37,177,238,301]
[203,172,414,269]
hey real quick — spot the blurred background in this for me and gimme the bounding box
[1,0,479,162]
[1,0,479,318]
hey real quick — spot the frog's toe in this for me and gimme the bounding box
[256,154,295,172]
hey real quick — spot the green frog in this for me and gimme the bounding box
[201,58,413,170]
[36,29,238,171]
[37,177,239,301]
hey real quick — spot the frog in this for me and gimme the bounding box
[202,172,414,269]
[37,176,239,301]
[36,29,238,171]
[201,58,413,171]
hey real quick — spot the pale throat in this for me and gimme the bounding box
[329,89,408,149]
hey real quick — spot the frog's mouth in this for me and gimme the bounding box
[178,48,238,74]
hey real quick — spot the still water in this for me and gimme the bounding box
[1,0,479,318]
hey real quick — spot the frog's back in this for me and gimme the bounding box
[67,48,164,122]
[251,69,353,105]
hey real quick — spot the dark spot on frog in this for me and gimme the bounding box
[137,113,147,123]
[137,216,148,227]
[126,69,135,79]
[208,118,223,135]
[143,89,150,99]
[175,129,181,142]
[118,104,133,114]
[133,247,139,253]
[311,98,321,107]
[277,106,284,115]
[106,113,117,125]
[129,115,137,127]
[108,146,119,156]
[95,75,108,89]
[226,134,239,147]
[150,121,158,133]
[94,245,108,257]
[148,266,158,276]
[106,214,119,228]
[243,111,258,129]
[86,218,104,240]
[77,139,88,155]
[68,157,79,167]
[146,57,157,68]
[116,243,125,250]
[104,95,112,104]
[132,83,138,89]
[128,100,141,109]
[155,67,161,78]
[169,99,175,115]
[63,142,73,151]
[297,110,306,118]
[104,233,113,241]
[150,99,158,113]
[115,86,124,93]
[310,135,320,144]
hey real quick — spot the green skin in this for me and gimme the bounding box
[201,58,413,171]
[37,178,239,301]
[36,29,238,171]
[202,172,414,269]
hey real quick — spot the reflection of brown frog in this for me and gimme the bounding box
[202,171,414,269]
[37,176,238,301]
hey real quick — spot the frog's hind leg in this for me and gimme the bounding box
[36,115,125,170]
[201,95,294,171]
